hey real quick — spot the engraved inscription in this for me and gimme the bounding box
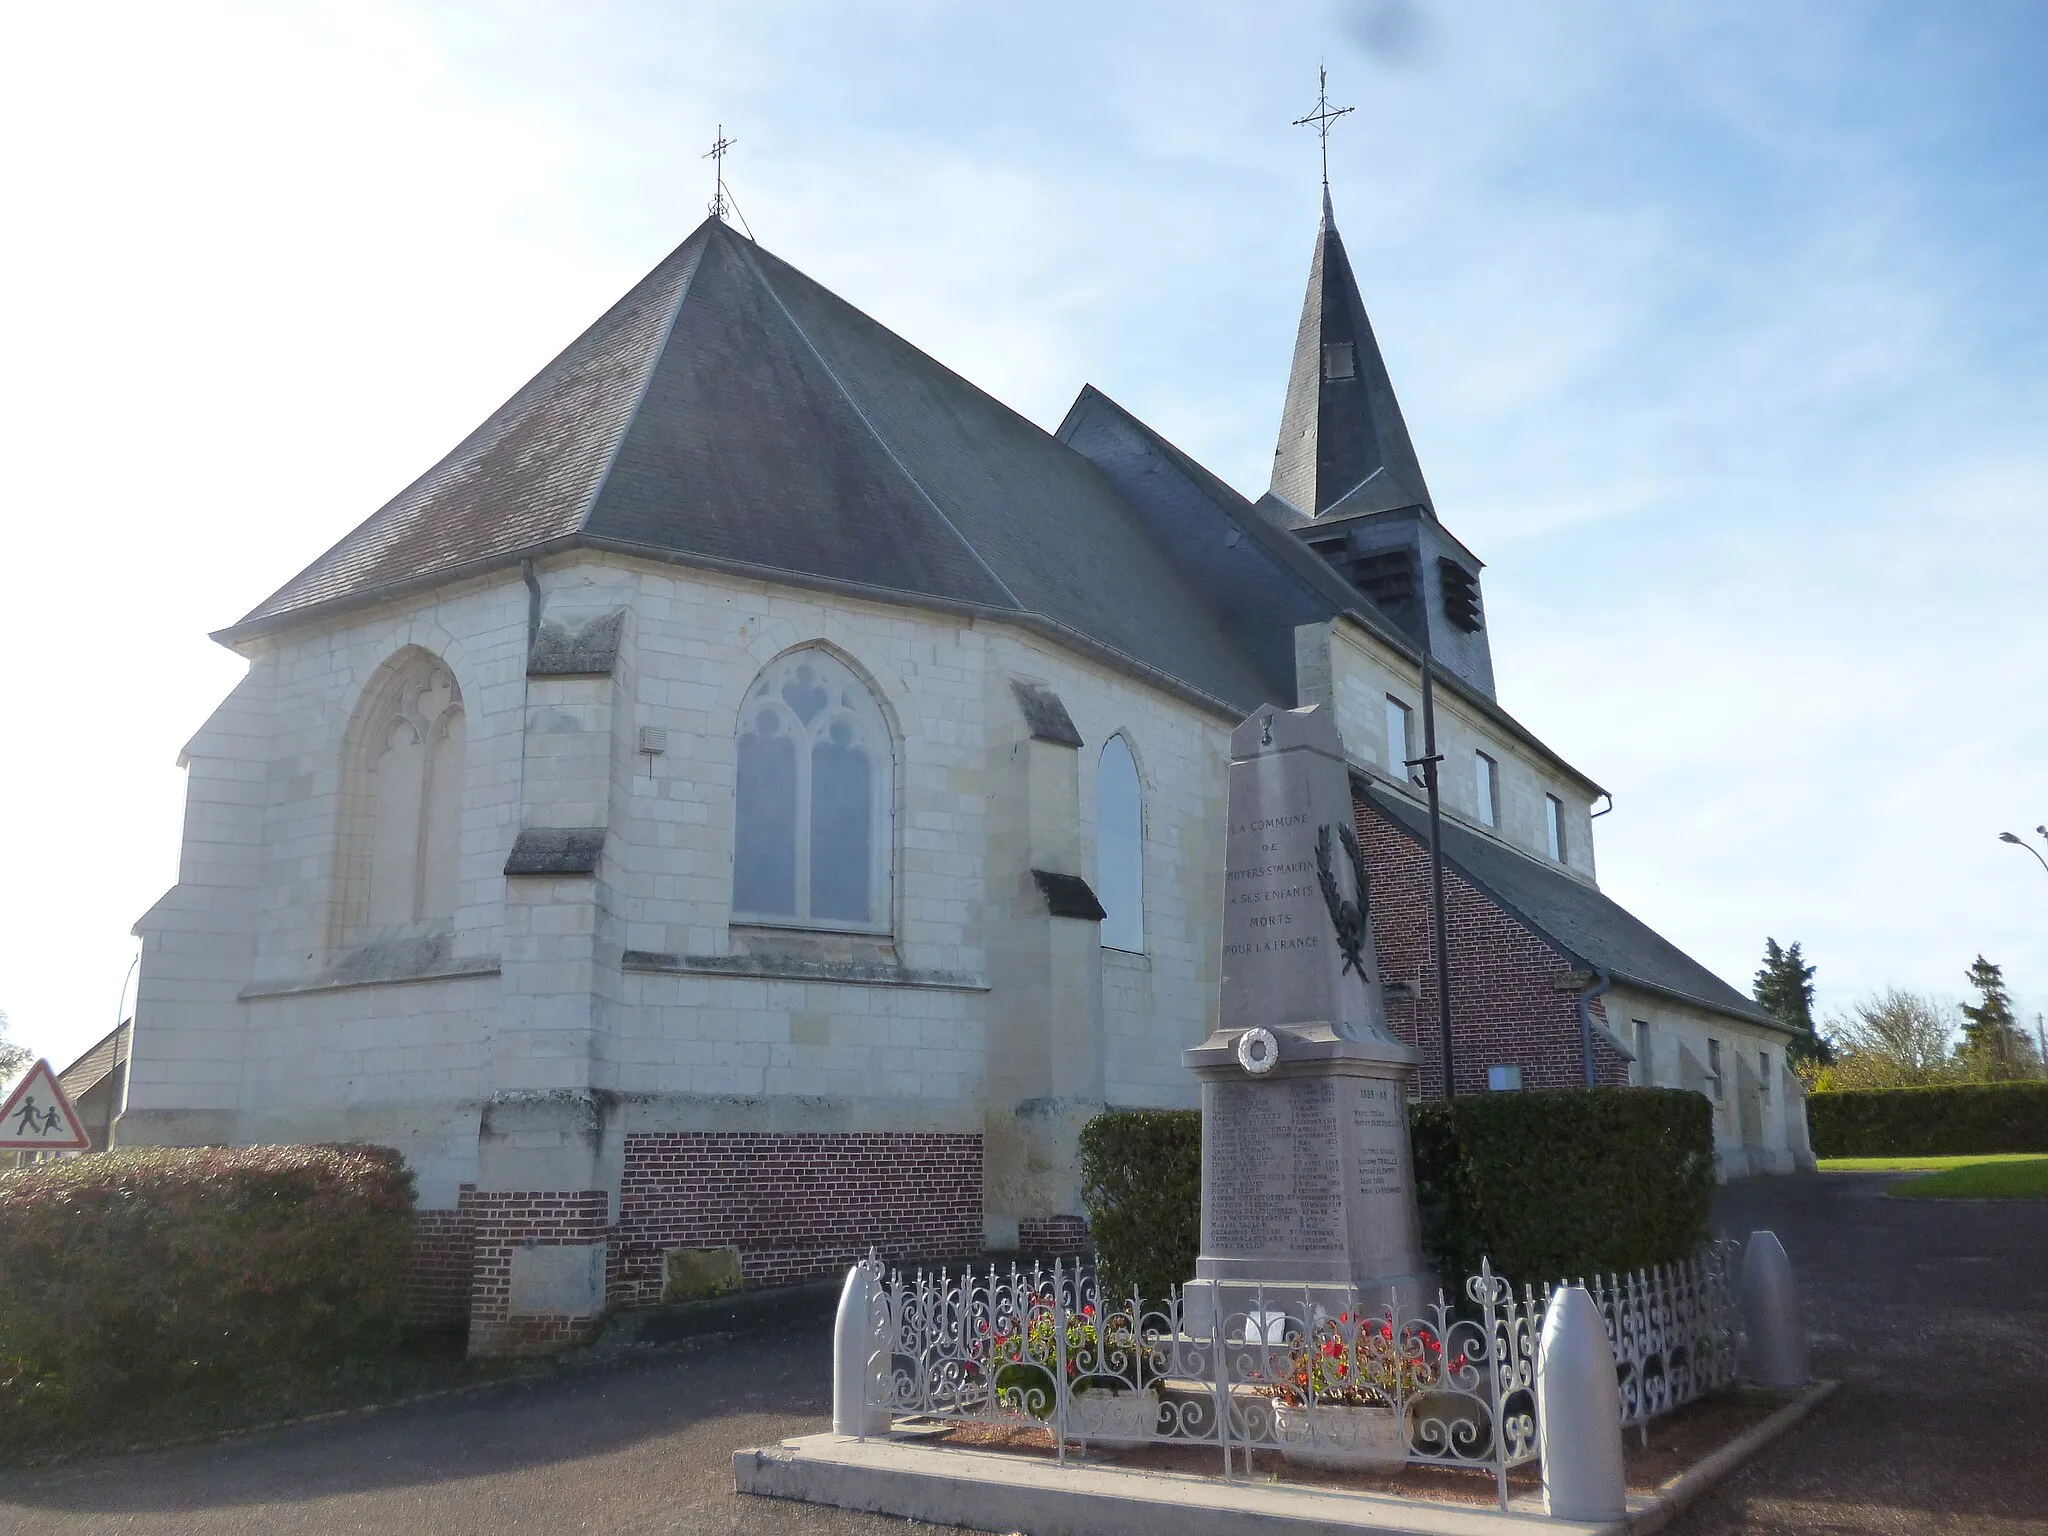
[1349,1079,1409,1201]
[1207,1079,1346,1257]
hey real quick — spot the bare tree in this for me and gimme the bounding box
[0,1008,30,1085]
[1821,989,1960,1089]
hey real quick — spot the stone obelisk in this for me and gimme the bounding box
[1182,703,1430,1333]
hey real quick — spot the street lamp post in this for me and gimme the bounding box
[1999,828,2048,879]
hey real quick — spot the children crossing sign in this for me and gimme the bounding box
[0,1060,91,1151]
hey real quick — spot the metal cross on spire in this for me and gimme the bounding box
[1291,66,1354,188]
[704,125,736,221]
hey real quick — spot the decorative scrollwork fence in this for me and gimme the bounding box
[854,1239,1743,1511]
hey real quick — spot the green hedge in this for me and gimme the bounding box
[1080,1087,1715,1299]
[1077,1109,1201,1306]
[0,1145,415,1433]
[1808,1081,2048,1157]
[1412,1088,1716,1284]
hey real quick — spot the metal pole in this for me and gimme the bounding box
[1418,644,1456,1097]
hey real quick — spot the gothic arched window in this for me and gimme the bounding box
[732,649,893,929]
[337,650,465,942]
[1097,734,1144,953]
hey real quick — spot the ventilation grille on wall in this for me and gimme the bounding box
[1349,549,1421,615]
[1438,559,1484,632]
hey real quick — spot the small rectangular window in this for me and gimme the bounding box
[1634,1020,1652,1084]
[1323,342,1356,380]
[1475,752,1498,828]
[1487,1064,1523,1092]
[1707,1038,1724,1101]
[1385,697,1415,786]
[1545,794,1566,861]
[1759,1051,1771,1096]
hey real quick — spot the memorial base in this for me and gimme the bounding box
[1182,1023,1431,1335]
[1178,1275,1438,1344]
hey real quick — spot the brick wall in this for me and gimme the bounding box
[611,1131,982,1305]
[467,1189,610,1356]
[1356,794,1629,1098]
[405,1188,477,1325]
[1017,1213,1089,1254]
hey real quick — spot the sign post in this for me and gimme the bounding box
[0,1060,92,1153]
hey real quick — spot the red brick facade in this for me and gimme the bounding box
[610,1131,983,1305]
[1356,793,1629,1098]
[404,1188,477,1325]
[466,1188,611,1356]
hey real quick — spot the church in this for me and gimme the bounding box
[125,187,1813,1354]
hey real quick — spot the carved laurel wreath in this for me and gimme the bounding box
[1315,822,1372,980]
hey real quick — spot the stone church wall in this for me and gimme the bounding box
[128,550,1237,1346]
[1299,619,1601,884]
[1610,982,1802,1177]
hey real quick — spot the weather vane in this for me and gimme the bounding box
[1292,66,1354,188]
[705,125,736,221]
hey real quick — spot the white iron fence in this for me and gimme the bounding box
[855,1240,1743,1510]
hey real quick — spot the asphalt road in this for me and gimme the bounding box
[1,1173,2042,1534]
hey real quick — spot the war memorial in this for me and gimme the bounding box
[734,703,1823,1532]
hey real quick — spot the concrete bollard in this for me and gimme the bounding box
[832,1262,892,1436]
[1537,1284,1627,1522]
[1740,1230,1810,1389]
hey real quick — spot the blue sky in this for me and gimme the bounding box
[2,1,2044,1073]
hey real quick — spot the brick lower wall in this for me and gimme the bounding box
[1356,795,1629,1098]
[611,1132,982,1307]
[1017,1213,1090,1254]
[467,1188,610,1356]
[405,1188,477,1325]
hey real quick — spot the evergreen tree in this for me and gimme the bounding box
[1753,938,1831,1069]
[1958,956,2041,1080]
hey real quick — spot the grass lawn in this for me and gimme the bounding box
[1819,1154,2044,1172]
[1818,1154,2048,1198]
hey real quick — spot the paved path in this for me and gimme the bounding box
[1,1174,2041,1534]
[1671,1173,2047,1535]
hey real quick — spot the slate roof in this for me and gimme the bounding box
[1270,190,1434,519]
[1357,782,1785,1032]
[228,218,1272,714]
[1059,385,1605,795]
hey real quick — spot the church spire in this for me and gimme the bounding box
[1268,189,1433,520]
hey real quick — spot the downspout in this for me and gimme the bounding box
[517,558,542,826]
[521,558,543,655]
[1577,967,1612,1088]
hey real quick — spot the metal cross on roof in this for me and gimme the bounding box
[704,125,736,221]
[1291,67,1354,188]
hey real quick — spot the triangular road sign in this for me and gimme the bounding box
[0,1060,91,1151]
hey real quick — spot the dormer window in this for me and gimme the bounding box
[1322,342,1356,380]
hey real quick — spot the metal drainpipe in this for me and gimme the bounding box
[517,558,542,822]
[1577,967,1612,1088]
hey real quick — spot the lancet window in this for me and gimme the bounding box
[732,648,893,930]
[337,649,466,941]
[1096,734,1144,954]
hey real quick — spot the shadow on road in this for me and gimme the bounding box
[0,1323,834,1522]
